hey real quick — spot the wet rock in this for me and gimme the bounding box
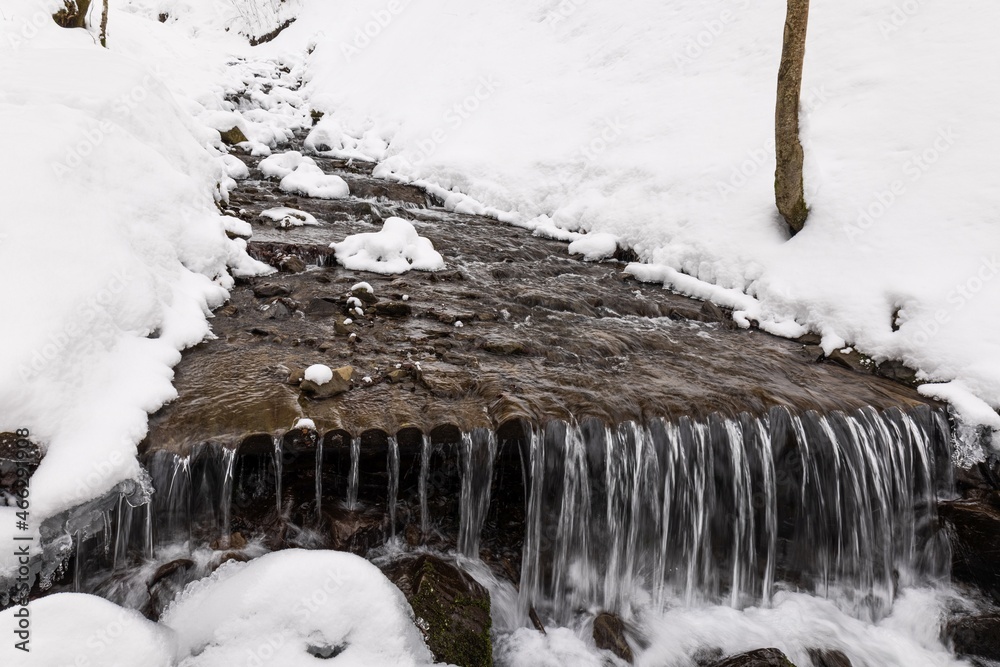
[334,319,352,335]
[796,332,823,346]
[287,367,305,385]
[382,555,492,667]
[325,507,386,553]
[387,369,408,384]
[253,283,292,299]
[807,648,852,667]
[352,287,379,306]
[698,300,736,328]
[694,648,725,666]
[877,359,918,385]
[945,613,1000,662]
[940,494,1000,604]
[217,304,239,318]
[300,368,351,399]
[478,339,527,356]
[306,297,341,318]
[219,126,249,145]
[279,255,307,273]
[592,612,633,663]
[374,301,412,318]
[264,298,294,321]
[825,348,874,375]
[148,559,194,590]
[711,648,797,667]
[210,532,247,551]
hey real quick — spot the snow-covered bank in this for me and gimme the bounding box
[0,1,273,571]
[246,0,1000,449]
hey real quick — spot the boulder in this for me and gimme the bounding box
[375,301,413,318]
[219,126,249,145]
[939,494,1000,604]
[712,648,797,667]
[945,613,1000,662]
[382,554,492,667]
[807,649,852,667]
[593,612,633,663]
[253,283,292,299]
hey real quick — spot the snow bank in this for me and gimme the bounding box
[332,217,445,274]
[0,593,176,666]
[0,0,270,573]
[252,0,1000,440]
[160,549,442,666]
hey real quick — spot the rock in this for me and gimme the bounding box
[375,301,412,318]
[592,612,633,663]
[479,339,527,356]
[945,613,1000,662]
[300,375,350,399]
[711,648,797,667]
[877,360,918,385]
[279,255,307,273]
[825,348,874,374]
[210,532,247,551]
[940,494,1000,604]
[334,319,351,335]
[219,126,249,145]
[382,555,492,667]
[694,648,725,666]
[318,341,336,352]
[796,332,823,346]
[306,297,341,318]
[333,366,354,382]
[148,559,194,590]
[698,300,736,328]
[287,367,305,385]
[265,299,294,321]
[807,649,852,667]
[352,287,379,306]
[253,283,292,299]
[387,369,408,384]
[216,304,239,318]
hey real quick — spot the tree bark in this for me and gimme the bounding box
[52,0,92,29]
[775,0,810,234]
[100,0,109,47]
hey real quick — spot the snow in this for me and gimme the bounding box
[259,206,319,227]
[0,0,273,573]
[293,417,316,430]
[259,150,312,179]
[0,593,176,666]
[160,549,443,666]
[351,281,374,293]
[332,217,445,275]
[304,364,333,385]
[568,232,619,262]
[280,161,350,199]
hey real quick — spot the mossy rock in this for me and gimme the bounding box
[219,126,248,145]
[383,554,492,667]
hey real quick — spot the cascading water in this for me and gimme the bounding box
[347,436,361,510]
[388,436,400,539]
[459,428,497,558]
[419,434,432,534]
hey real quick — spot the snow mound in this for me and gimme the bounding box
[260,207,319,227]
[332,217,445,275]
[160,549,442,667]
[568,233,619,262]
[259,150,313,180]
[280,162,350,199]
[304,364,333,385]
[0,593,176,667]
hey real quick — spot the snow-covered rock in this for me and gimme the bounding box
[332,217,445,275]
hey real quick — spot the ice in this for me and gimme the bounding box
[304,364,333,385]
[332,217,445,275]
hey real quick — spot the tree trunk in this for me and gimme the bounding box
[100,0,109,47]
[52,0,93,29]
[774,0,810,235]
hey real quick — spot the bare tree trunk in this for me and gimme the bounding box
[52,0,93,29]
[100,0,109,47]
[775,0,810,234]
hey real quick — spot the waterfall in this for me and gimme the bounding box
[219,448,236,542]
[458,428,497,558]
[419,434,432,534]
[515,406,948,624]
[388,436,400,539]
[273,436,283,516]
[315,434,324,524]
[347,437,361,510]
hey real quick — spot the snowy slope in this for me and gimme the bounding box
[249,0,1000,448]
[0,0,270,572]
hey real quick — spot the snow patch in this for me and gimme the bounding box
[332,217,445,275]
